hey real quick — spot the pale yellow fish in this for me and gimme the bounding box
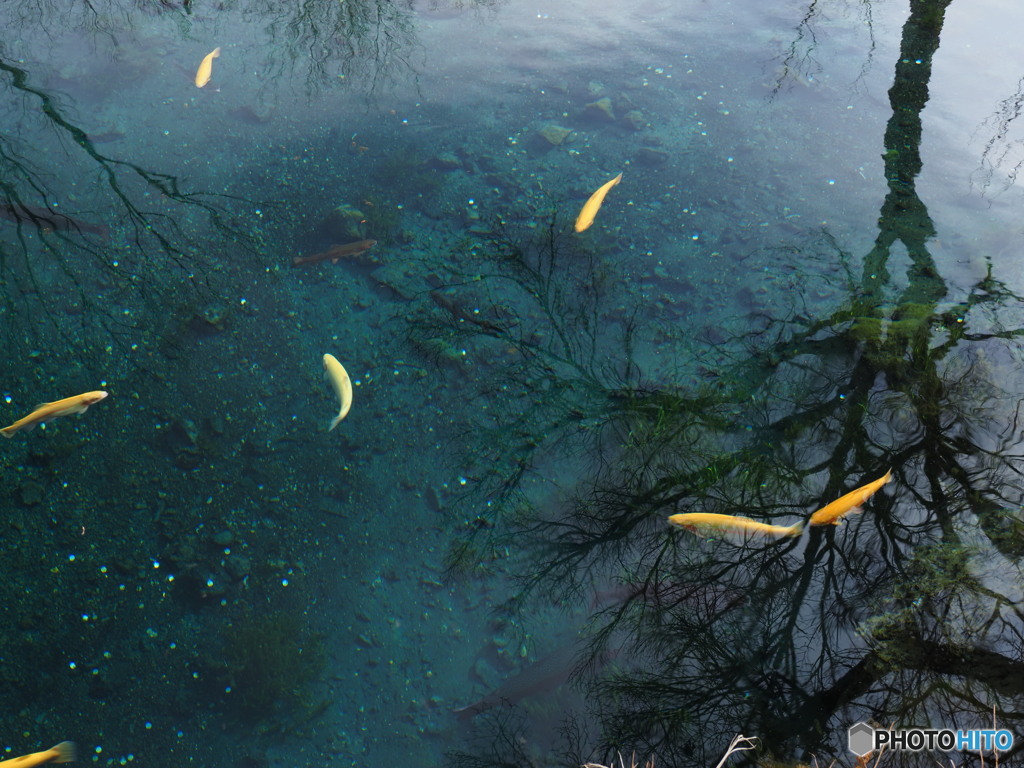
[195,47,221,88]
[0,741,76,767]
[668,512,804,539]
[1,391,108,438]
[323,353,352,430]
[574,172,623,232]
[808,469,893,525]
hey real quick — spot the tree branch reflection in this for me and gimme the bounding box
[425,0,1024,764]
[0,50,263,359]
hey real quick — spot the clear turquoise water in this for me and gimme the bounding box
[2,1,1024,767]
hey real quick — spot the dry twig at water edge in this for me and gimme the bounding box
[581,735,760,768]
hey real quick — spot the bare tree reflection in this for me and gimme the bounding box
[768,0,878,98]
[0,0,503,361]
[422,0,1024,765]
[245,0,419,95]
[974,74,1024,196]
[245,0,500,96]
[0,51,261,362]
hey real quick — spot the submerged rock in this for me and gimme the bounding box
[321,204,368,241]
[584,97,615,122]
[197,302,229,332]
[636,146,669,166]
[18,480,44,507]
[425,152,461,171]
[537,123,572,146]
[225,555,252,582]
[622,109,646,131]
[227,104,275,125]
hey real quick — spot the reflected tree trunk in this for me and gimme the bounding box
[860,0,953,309]
[430,0,1024,764]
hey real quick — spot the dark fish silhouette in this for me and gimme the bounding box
[454,641,616,721]
[0,203,108,239]
[292,239,377,267]
[85,130,125,144]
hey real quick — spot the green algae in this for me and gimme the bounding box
[213,609,326,723]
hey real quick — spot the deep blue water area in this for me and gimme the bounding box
[3,1,1024,767]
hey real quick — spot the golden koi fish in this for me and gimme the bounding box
[323,354,352,430]
[668,512,803,539]
[574,172,622,232]
[0,741,76,767]
[195,47,221,88]
[808,469,893,525]
[1,391,108,438]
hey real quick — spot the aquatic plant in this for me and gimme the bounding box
[355,190,404,246]
[210,608,326,723]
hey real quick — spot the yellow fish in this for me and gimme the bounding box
[0,742,76,767]
[323,353,352,430]
[668,512,803,539]
[808,469,893,526]
[574,172,622,232]
[1,391,108,438]
[195,47,221,88]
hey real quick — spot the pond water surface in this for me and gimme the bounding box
[2,1,1024,768]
